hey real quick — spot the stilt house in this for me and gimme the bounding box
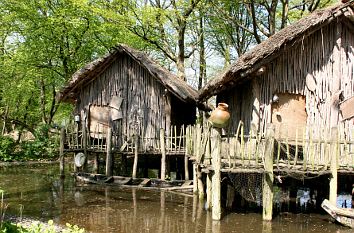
[199,2,354,138]
[193,3,354,221]
[59,44,200,153]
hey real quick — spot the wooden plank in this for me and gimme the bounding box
[340,96,354,120]
[138,178,151,187]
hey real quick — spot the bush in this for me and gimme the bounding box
[17,124,59,161]
[0,136,16,161]
[0,125,59,162]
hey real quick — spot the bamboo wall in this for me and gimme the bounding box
[75,53,195,150]
[219,20,354,139]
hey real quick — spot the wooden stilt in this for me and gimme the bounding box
[132,134,139,179]
[59,127,65,177]
[262,221,272,233]
[206,172,212,211]
[184,155,189,180]
[197,167,204,199]
[211,127,222,220]
[160,128,166,180]
[193,125,202,194]
[262,124,275,221]
[193,163,198,194]
[82,120,88,172]
[329,127,338,205]
[93,153,99,173]
[105,128,113,176]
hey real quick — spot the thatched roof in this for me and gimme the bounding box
[198,1,354,101]
[59,44,207,109]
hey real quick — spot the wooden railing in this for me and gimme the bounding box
[62,125,188,155]
[61,122,354,173]
[186,122,354,174]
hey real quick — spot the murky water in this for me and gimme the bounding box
[0,164,352,233]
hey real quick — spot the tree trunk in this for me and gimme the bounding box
[39,78,47,124]
[177,20,186,81]
[198,16,206,90]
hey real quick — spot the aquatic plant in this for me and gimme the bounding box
[0,220,85,233]
[0,189,8,230]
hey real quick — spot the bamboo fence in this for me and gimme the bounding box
[62,122,354,174]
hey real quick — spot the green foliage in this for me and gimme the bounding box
[18,125,59,160]
[0,220,85,233]
[0,125,59,162]
[0,136,16,161]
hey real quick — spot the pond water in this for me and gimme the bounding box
[0,164,352,233]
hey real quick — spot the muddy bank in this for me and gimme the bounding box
[0,160,59,167]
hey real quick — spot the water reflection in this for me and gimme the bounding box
[0,164,353,233]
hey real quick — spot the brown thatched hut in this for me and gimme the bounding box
[199,2,354,138]
[59,44,201,178]
[60,44,200,138]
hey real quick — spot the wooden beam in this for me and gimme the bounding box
[82,118,88,171]
[206,173,212,211]
[160,128,167,180]
[132,134,139,179]
[262,124,275,221]
[105,128,113,177]
[211,127,222,220]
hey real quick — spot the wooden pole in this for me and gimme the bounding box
[105,128,113,177]
[262,124,275,221]
[59,127,65,177]
[193,125,202,194]
[184,155,189,180]
[82,121,88,172]
[132,134,139,179]
[93,153,99,174]
[193,163,198,194]
[206,172,212,211]
[329,127,338,205]
[160,128,166,180]
[211,127,222,220]
[197,167,204,199]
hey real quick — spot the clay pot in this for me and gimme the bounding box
[208,103,230,128]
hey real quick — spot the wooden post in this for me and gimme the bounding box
[193,125,202,194]
[132,134,139,179]
[329,127,338,205]
[211,127,222,220]
[197,167,204,199]
[184,155,189,180]
[93,153,99,173]
[105,128,113,177]
[193,163,198,193]
[160,128,166,180]
[206,172,212,211]
[262,124,275,221]
[82,121,88,171]
[59,127,65,177]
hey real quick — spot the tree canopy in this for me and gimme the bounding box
[0,0,336,145]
